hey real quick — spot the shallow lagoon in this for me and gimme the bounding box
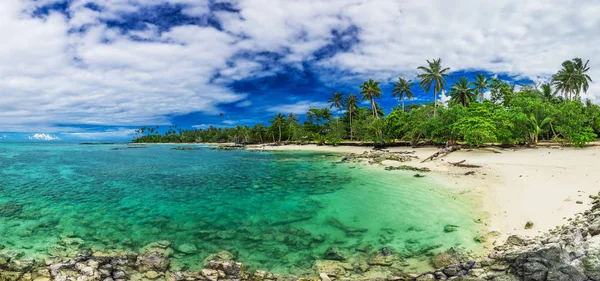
[0,143,483,275]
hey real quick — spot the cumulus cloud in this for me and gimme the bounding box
[28,133,60,141]
[0,0,599,136]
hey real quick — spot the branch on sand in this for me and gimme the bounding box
[420,146,458,163]
[448,160,482,168]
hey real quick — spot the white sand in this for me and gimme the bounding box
[247,144,600,243]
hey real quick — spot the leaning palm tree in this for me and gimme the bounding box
[287,113,299,141]
[269,113,285,143]
[473,73,489,102]
[392,78,414,112]
[417,58,450,116]
[448,77,477,106]
[345,94,358,140]
[328,92,344,120]
[359,79,382,118]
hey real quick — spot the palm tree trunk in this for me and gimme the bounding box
[278,125,282,143]
[349,109,353,140]
[434,91,438,117]
[402,98,405,112]
[371,98,378,119]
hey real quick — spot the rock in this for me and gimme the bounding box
[524,221,534,229]
[145,271,161,280]
[431,252,460,268]
[324,246,346,261]
[137,243,172,272]
[368,248,396,266]
[319,273,331,281]
[589,217,600,236]
[314,260,351,277]
[203,251,235,266]
[576,201,583,204]
[505,235,528,247]
[444,224,459,233]
[177,243,197,254]
[511,243,586,281]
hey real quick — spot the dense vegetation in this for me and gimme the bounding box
[133,58,598,147]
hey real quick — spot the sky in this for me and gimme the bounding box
[0,0,599,142]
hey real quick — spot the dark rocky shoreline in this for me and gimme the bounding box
[2,197,600,281]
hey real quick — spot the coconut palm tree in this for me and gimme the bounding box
[328,92,344,120]
[473,73,489,102]
[392,78,414,112]
[287,113,299,141]
[359,79,382,118]
[552,58,592,100]
[417,58,450,116]
[448,77,477,106]
[270,113,285,143]
[345,94,358,140]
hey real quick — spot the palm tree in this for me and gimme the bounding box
[359,79,382,118]
[328,92,344,120]
[448,77,477,106]
[251,124,266,143]
[473,73,489,102]
[392,78,414,112]
[345,94,358,140]
[552,58,592,100]
[287,113,299,141]
[270,113,285,143]
[417,58,450,116]
[527,112,552,145]
[540,83,558,102]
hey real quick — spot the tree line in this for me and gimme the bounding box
[133,58,598,147]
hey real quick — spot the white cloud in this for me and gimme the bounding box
[236,100,253,107]
[62,128,137,140]
[28,133,60,141]
[1,0,599,135]
[266,101,329,115]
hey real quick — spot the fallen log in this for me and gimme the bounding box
[448,160,482,168]
[420,146,458,163]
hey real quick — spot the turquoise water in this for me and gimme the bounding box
[0,143,483,274]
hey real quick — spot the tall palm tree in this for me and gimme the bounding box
[270,113,285,143]
[392,78,414,112]
[552,58,592,100]
[345,94,358,140]
[448,77,477,107]
[417,58,450,116]
[287,113,299,141]
[328,92,344,120]
[359,79,382,118]
[473,73,489,102]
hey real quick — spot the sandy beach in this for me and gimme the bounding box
[247,144,600,244]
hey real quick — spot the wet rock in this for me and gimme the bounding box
[136,242,173,272]
[368,248,396,266]
[323,246,346,261]
[314,260,351,277]
[443,224,459,233]
[176,243,197,254]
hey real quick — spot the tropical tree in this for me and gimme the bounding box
[270,113,286,143]
[251,124,266,143]
[392,78,414,112]
[359,79,382,118]
[552,58,592,100]
[417,58,450,116]
[328,92,344,120]
[287,113,299,141]
[448,77,477,107]
[473,73,489,102]
[346,94,358,140]
[527,111,552,145]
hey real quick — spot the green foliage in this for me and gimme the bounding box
[134,58,597,148]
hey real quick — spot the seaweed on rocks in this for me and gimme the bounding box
[384,165,431,172]
[0,201,24,217]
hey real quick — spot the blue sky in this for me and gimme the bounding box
[0,0,598,142]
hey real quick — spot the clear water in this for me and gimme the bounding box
[0,143,483,275]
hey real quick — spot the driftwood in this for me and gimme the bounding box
[420,146,458,163]
[448,160,482,168]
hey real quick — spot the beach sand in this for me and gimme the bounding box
[247,144,600,244]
